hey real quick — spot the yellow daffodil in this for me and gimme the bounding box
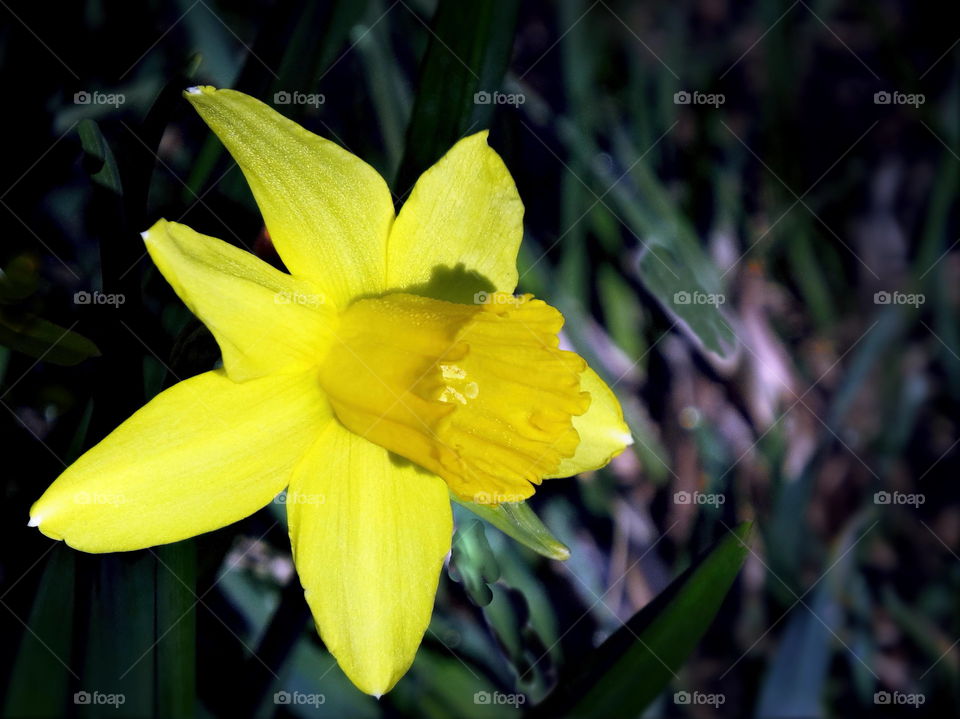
[29,87,631,695]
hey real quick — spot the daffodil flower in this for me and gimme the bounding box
[30,87,631,695]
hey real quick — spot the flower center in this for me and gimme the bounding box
[318,292,590,502]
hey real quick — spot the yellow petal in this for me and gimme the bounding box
[287,421,452,696]
[546,367,633,478]
[144,219,337,381]
[30,370,331,552]
[386,131,524,302]
[184,86,394,305]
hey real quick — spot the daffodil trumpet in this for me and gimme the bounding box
[30,87,631,695]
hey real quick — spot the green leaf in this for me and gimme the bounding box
[449,520,500,607]
[454,498,570,561]
[597,264,647,363]
[558,119,737,358]
[2,546,76,719]
[756,515,867,717]
[482,585,544,692]
[179,0,238,87]
[399,648,516,719]
[531,522,752,718]
[0,308,100,366]
[755,580,835,719]
[354,1,413,177]
[155,542,197,719]
[394,0,520,196]
[77,119,123,195]
[79,552,157,719]
[606,140,737,358]
[635,241,737,358]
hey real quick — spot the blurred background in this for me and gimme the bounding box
[1,0,958,717]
